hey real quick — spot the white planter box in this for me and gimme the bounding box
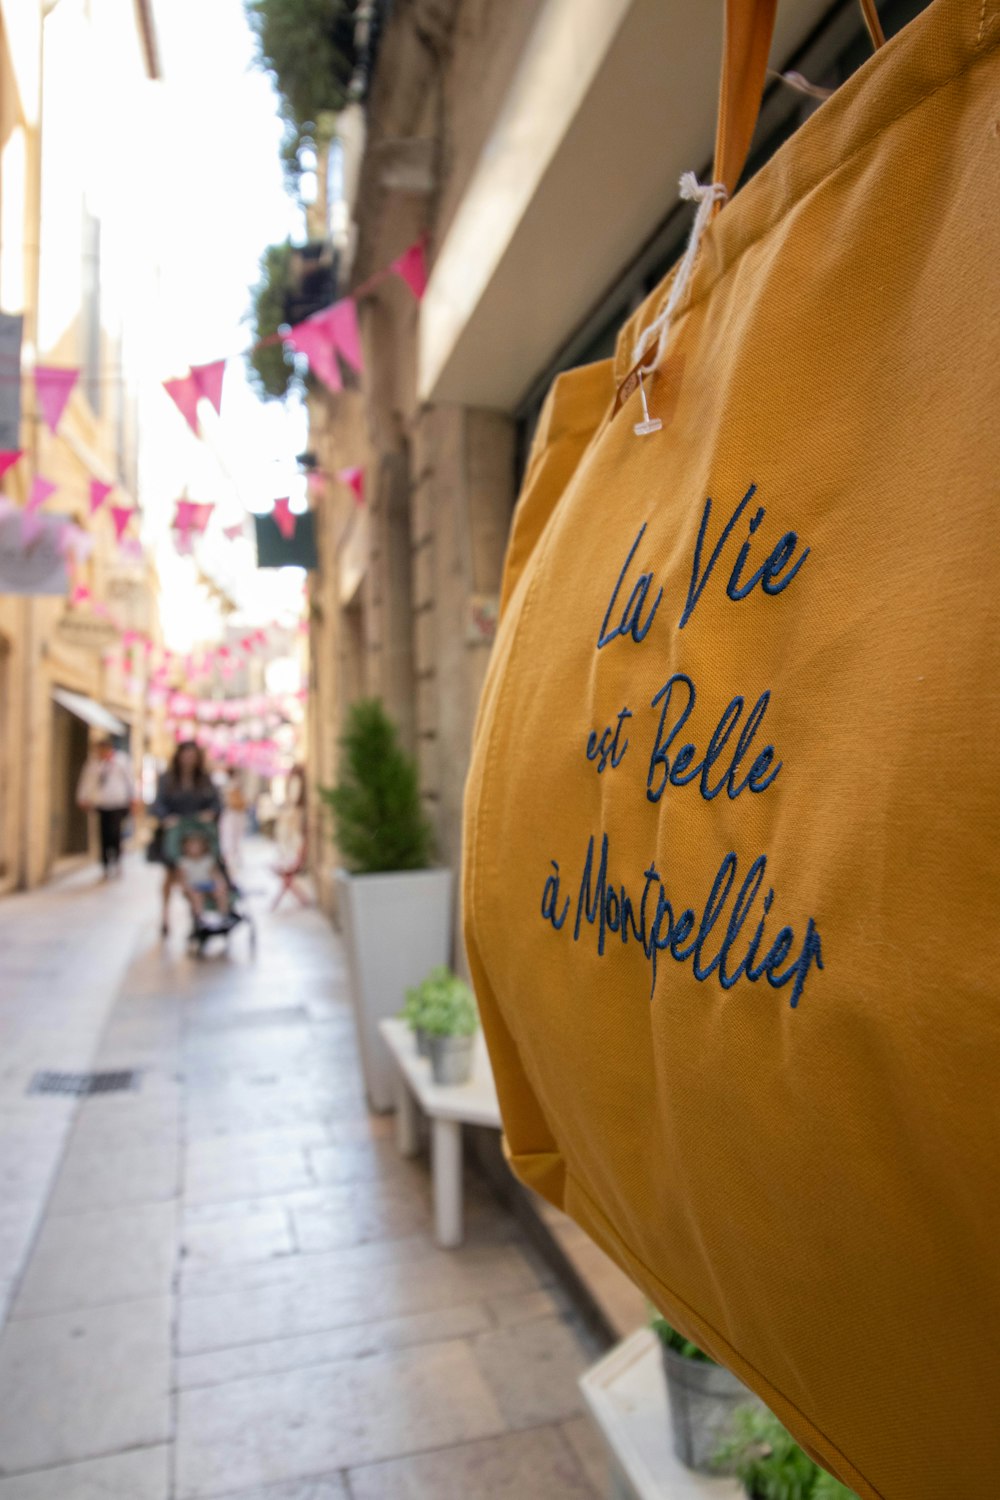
[336,867,453,1112]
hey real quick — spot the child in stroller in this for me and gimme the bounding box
[165,818,255,954]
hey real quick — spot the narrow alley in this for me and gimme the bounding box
[0,849,607,1499]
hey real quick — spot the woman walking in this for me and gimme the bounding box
[151,740,221,936]
[77,738,135,879]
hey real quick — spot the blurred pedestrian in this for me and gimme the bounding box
[219,767,247,873]
[76,738,135,880]
[151,740,221,936]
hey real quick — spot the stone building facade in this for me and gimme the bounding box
[0,0,161,891]
[306,0,922,926]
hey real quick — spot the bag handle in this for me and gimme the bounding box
[712,0,885,199]
[629,0,886,380]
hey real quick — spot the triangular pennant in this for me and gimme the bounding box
[110,505,133,541]
[163,373,201,436]
[191,502,214,534]
[26,476,57,513]
[0,450,23,480]
[223,522,245,542]
[390,240,428,301]
[34,366,79,434]
[320,298,363,372]
[272,496,296,540]
[89,479,113,515]
[336,466,365,504]
[285,321,343,393]
[191,359,226,416]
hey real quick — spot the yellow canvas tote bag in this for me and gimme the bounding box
[463,1,1000,1494]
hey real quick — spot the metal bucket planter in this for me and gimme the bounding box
[661,1343,753,1474]
[428,1033,474,1085]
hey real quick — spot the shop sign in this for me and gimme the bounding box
[55,613,121,650]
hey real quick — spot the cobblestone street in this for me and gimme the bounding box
[0,847,606,1499]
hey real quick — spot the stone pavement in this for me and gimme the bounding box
[0,844,611,1499]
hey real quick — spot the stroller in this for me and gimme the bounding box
[164,818,257,957]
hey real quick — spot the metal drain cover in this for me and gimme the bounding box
[29,1070,140,1097]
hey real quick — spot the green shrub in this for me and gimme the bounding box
[245,0,358,191]
[321,699,433,874]
[246,240,298,401]
[715,1407,858,1500]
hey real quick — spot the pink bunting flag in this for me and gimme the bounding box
[191,359,226,416]
[320,299,363,372]
[337,466,365,504]
[35,366,79,434]
[192,502,214,534]
[390,240,429,301]
[285,320,342,394]
[89,479,112,515]
[71,584,91,607]
[110,505,133,541]
[163,374,201,436]
[0,450,22,480]
[223,522,244,542]
[272,497,296,540]
[173,499,197,533]
[26,476,57,513]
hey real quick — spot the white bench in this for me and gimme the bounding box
[378,1018,502,1249]
[580,1329,742,1500]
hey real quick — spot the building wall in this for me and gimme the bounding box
[0,0,160,892]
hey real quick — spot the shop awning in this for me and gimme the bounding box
[52,689,127,736]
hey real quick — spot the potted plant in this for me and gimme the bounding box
[715,1406,858,1498]
[414,968,478,1085]
[322,699,452,1111]
[402,974,434,1057]
[652,1313,759,1474]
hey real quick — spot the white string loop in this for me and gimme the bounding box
[631,173,727,377]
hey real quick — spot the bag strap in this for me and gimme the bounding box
[712,0,885,199]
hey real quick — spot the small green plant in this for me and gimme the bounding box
[650,1312,714,1363]
[715,1407,858,1500]
[321,699,434,874]
[246,240,299,401]
[405,966,478,1038]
